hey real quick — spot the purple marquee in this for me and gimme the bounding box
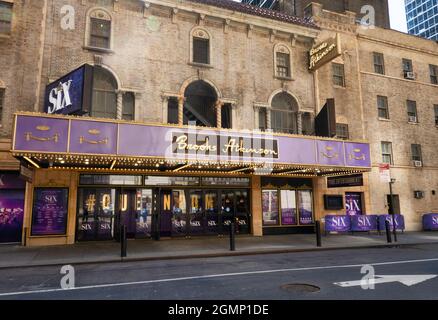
[12,114,372,168]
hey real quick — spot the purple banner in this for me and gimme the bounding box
[0,190,25,243]
[31,188,69,236]
[378,215,405,231]
[345,193,363,216]
[298,190,314,225]
[69,120,118,154]
[14,116,69,153]
[325,215,351,232]
[13,115,372,168]
[350,215,378,232]
[317,140,345,166]
[423,213,438,231]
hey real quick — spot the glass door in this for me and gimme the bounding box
[235,190,250,234]
[188,190,204,235]
[220,190,235,235]
[171,189,188,237]
[205,190,219,235]
[135,189,153,238]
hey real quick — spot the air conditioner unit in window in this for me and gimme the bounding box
[405,71,415,80]
[408,116,417,123]
[414,190,425,199]
[413,160,423,167]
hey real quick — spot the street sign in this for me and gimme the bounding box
[379,163,391,183]
[334,274,437,287]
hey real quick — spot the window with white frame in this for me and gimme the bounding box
[0,1,12,34]
[87,9,112,49]
[407,100,418,123]
[332,63,345,87]
[377,95,389,119]
[381,141,393,165]
[411,144,422,163]
[430,65,438,85]
[373,52,385,75]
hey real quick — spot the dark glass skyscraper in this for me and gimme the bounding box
[405,0,438,40]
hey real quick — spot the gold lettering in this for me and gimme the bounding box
[163,194,171,211]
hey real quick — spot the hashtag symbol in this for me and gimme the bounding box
[86,194,96,212]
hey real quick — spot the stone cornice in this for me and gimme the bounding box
[145,0,319,41]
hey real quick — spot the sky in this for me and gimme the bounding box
[388,0,408,32]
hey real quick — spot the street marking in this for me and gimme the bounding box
[335,274,437,287]
[1,257,438,297]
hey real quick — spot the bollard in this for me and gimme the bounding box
[315,220,322,247]
[385,220,392,243]
[121,225,127,258]
[230,221,236,251]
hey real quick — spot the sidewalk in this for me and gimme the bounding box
[1,232,438,269]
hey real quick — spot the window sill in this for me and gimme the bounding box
[407,121,419,125]
[378,117,391,122]
[0,33,11,40]
[275,76,294,81]
[82,46,114,54]
[188,62,213,69]
[333,85,346,89]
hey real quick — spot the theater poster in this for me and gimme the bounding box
[298,190,314,225]
[31,188,69,236]
[345,193,363,216]
[0,191,25,243]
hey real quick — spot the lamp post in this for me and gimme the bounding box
[389,178,397,242]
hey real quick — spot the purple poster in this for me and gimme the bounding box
[262,190,279,225]
[31,188,69,236]
[378,215,405,231]
[0,191,25,243]
[423,213,438,231]
[325,215,351,232]
[298,190,314,225]
[350,215,378,232]
[345,193,363,216]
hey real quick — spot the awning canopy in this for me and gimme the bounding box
[12,113,371,177]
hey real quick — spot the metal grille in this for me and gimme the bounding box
[193,38,210,64]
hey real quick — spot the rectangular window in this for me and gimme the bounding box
[122,92,135,121]
[90,18,111,49]
[332,63,345,87]
[402,58,414,79]
[276,52,290,78]
[280,190,297,226]
[407,100,418,123]
[167,97,179,124]
[411,144,422,162]
[434,105,438,126]
[0,1,12,34]
[381,141,393,164]
[193,37,210,64]
[336,123,349,140]
[373,52,385,75]
[0,88,4,122]
[430,64,438,84]
[259,108,267,131]
[377,96,389,119]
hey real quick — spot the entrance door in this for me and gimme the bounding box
[119,189,137,238]
[119,189,154,239]
[220,190,235,235]
[235,190,250,234]
[188,190,204,235]
[205,190,219,235]
[171,189,188,237]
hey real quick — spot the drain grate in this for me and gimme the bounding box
[280,283,321,293]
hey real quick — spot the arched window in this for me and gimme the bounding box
[183,80,217,127]
[91,67,117,119]
[87,9,112,49]
[271,92,298,134]
[191,28,211,65]
[274,44,292,79]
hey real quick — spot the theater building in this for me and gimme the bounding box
[0,0,436,246]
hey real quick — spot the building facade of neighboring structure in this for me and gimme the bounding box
[242,0,391,28]
[406,0,438,40]
[0,0,436,246]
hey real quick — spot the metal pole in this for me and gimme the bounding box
[315,220,322,247]
[121,225,127,258]
[389,181,397,242]
[230,221,236,251]
[385,220,392,243]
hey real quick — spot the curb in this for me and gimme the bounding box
[1,241,438,270]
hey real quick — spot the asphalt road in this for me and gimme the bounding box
[1,243,438,300]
